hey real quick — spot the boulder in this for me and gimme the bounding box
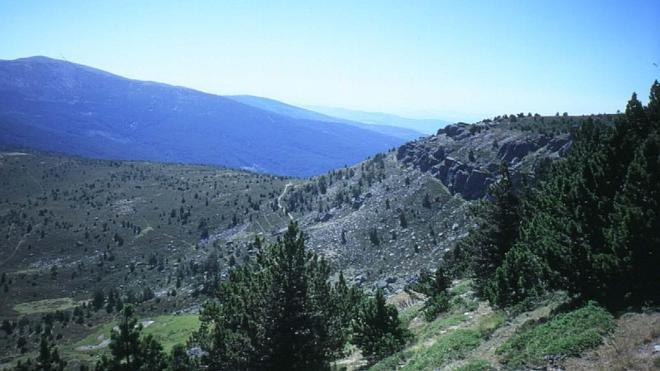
[462,169,492,199]
[417,153,440,172]
[498,140,538,163]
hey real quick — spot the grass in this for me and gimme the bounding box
[72,314,200,355]
[142,314,200,352]
[13,297,78,314]
[368,350,413,371]
[371,279,505,370]
[497,301,615,367]
[563,311,660,370]
[456,358,495,371]
[475,312,506,337]
[398,301,424,326]
[448,279,473,297]
[416,313,468,340]
[401,329,482,370]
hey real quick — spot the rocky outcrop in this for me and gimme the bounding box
[397,122,571,200]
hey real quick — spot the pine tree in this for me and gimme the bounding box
[96,305,167,371]
[607,132,660,306]
[92,290,105,311]
[36,336,66,371]
[487,82,660,309]
[268,223,324,370]
[353,289,411,363]
[469,163,521,298]
[197,222,353,370]
[168,344,194,371]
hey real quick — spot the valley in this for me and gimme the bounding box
[4,110,652,370]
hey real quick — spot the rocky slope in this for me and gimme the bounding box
[278,116,591,292]
[0,116,594,309]
[397,120,572,200]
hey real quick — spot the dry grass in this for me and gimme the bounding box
[564,311,660,371]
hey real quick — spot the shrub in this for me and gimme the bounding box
[402,329,481,370]
[498,302,615,367]
[423,292,450,321]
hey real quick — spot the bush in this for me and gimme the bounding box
[498,302,615,367]
[456,358,495,371]
[402,329,481,370]
[423,292,450,321]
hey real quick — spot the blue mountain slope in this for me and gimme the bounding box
[228,95,424,141]
[305,105,449,135]
[0,57,404,176]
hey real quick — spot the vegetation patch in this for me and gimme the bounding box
[13,297,77,314]
[475,312,506,337]
[398,301,424,326]
[73,314,200,354]
[498,302,615,367]
[402,329,481,370]
[142,315,200,352]
[456,358,495,371]
[416,313,468,340]
[448,279,473,297]
[368,349,412,371]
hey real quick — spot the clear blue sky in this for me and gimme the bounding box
[1,0,659,121]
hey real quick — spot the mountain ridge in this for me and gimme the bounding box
[0,56,405,177]
[306,105,450,135]
[228,95,425,141]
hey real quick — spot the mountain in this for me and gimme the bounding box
[0,117,572,317]
[305,105,450,135]
[2,113,651,370]
[228,95,424,141]
[0,56,405,177]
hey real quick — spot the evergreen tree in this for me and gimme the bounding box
[36,336,66,371]
[468,164,521,298]
[487,83,660,309]
[607,132,660,305]
[353,289,411,363]
[168,344,194,371]
[196,222,354,370]
[96,305,167,371]
[92,290,105,311]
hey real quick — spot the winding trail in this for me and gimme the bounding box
[0,222,40,268]
[277,183,294,220]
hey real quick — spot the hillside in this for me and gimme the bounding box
[228,95,425,141]
[0,151,293,316]
[0,115,587,313]
[1,108,657,370]
[0,57,405,177]
[279,114,590,292]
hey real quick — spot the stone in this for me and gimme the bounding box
[463,169,492,200]
[498,140,538,163]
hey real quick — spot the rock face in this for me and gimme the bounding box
[397,121,571,200]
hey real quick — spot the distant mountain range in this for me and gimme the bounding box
[228,95,424,141]
[305,105,449,135]
[0,56,409,177]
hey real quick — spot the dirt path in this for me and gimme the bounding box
[277,183,294,220]
[0,222,40,268]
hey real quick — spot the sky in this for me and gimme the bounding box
[1,0,659,122]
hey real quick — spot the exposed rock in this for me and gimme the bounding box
[464,170,492,199]
[497,140,538,162]
[397,120,571,200]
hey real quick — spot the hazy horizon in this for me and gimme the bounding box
[2,0,659,121]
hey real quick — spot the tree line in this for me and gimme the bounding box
[12,223,411,370]
[450,81,659,310]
